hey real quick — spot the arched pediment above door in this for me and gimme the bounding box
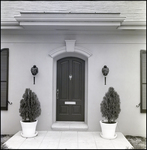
[49,40,92,58]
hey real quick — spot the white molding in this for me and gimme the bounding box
[15,12,124,21]
[1,21,19,26]
[117,21,146,30]
[15,12,125,28]
[75,46,92,58]
[1,21,23,29]
[20,11,121,14]
[52,46,89,124]
[49,40,92,58]
[1,26,23,29]
[65,40,76,52]
[49,46,66,58]
[117,26,146,30]
[19,21,121,27]
[1,13,146,30]
[15,17,125,22]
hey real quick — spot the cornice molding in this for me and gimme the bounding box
[117,21,146,30]
[15,12,125,26]
[1,12,146,30]
[1,21,23,29]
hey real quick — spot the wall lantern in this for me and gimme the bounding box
[102,65,109,85]
[31,65,38,84]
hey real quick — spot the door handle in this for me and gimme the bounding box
[56,89,59,99]
[69,74,72,80]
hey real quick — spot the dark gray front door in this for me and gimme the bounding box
[56,57,85,121]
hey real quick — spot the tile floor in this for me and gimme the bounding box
[4,131,133,149]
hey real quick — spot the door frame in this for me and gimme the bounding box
[52,52,88,123]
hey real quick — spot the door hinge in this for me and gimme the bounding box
[56,89,59,99]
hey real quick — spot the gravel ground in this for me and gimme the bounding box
[1,134,146,149]
[125,135,146,149]
[1,135,13,149]
[1,135,13,144]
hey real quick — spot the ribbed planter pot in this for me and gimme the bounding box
[20,120,38,138]
[100,120,118,139]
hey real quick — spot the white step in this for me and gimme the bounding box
[51,121,88,131]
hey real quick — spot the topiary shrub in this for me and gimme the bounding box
[19,88,41,122]
[100,87,121,123]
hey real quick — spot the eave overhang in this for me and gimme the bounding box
[1,21,24,29]
[1,12,146,30]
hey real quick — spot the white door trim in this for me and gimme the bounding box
[49,40,92,126]
[49,40,92,58]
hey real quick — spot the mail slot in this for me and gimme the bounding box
[65,101,76,105]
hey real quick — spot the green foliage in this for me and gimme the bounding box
[100,87,121,123]
[19,88,41,122]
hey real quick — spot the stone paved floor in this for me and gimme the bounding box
[4,131,133,149]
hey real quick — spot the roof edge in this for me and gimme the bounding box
[20,11,121,14]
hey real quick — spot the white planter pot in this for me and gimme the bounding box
[20,120,38,138]
[100,120,117,139]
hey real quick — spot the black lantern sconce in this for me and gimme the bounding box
[102,65,109,85]
[31,65,38,84]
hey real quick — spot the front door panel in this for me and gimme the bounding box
[57,57,85,121]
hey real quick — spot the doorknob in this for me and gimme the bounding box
[69,75,72,80]
[56,89,59,99]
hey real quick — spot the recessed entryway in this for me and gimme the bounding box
[49,40,92,127]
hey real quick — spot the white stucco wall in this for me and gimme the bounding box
[1,31,146,137]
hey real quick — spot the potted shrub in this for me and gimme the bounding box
[19,88,41,138]
[100,87,121,139]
